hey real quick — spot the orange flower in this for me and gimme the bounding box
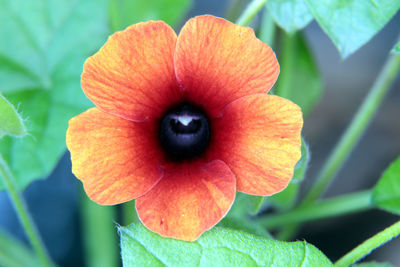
[66,15,303,241]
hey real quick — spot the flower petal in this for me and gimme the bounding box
[66,108,163,205]
[82,21,183,121]
[175,15,279,117]
[136,160,236,241]
[209,94,303,196]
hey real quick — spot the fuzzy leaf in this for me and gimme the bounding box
[267,0,314,33]
[372,156,400,215]
[0,94,26,138]
[109,0,191,32]
[120,224,333,267]
[0,0,109,190]
[305,0,400,58]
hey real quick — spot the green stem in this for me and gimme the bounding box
[236,0,267,26]
[334,220,400,267]
[258,6,276,47]
[256,190,372,230]
[276,32,296,98]
[80,190,118,267]
[122,200,140,225]
[225,0,243,22]
[303,51,400,204]
[0,155,53,267]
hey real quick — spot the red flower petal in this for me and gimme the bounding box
[82,21,183,121]
[66,108,163,205]
[209,94,303,196]
[175,15,279,117]
[136,160,236,241]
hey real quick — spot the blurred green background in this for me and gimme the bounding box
[0,0,399,266]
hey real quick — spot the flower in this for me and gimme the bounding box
[66,15,303,241]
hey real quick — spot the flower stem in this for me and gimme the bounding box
[256,190,372,229]
[334,220,400,267]
[275,32,296,98]
[0,155,53,267]
[258,6,276,47]
[122,200,140,225]
[236,0,267,26]
[302,51,400,204]
[80,190,118,267]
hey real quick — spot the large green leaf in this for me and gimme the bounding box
[305,0,400,58]
[0,94,26,138]
[0,0,109,190]
[0,229,40,267]
[275,33,322,117]
[267,0,314,33]
[119,224,333,266]
[109,0,191,32]
[372,156,400,215]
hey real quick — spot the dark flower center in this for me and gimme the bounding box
[159,103,210,160]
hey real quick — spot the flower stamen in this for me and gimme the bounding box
[159,103,210,160]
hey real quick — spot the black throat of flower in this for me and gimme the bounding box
[159,103,210,161]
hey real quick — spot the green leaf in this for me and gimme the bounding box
[119,224,333,267]
[109,0,192,32]
[393,42,400,54]
[0,0,109,190]
[353,262,392,267]
[304,0,400,58]
[0,229,40,267]
[267,0,314,33]
[0,93,26,138]
[372,156,400,215]
[267,139,310,210]
[275,33,323,117]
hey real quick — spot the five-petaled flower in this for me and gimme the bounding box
[66,15,303,241]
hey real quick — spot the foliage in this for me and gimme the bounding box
[0,0,399,266]
[372,157,400,215]
[267,0,313,33]
[0,0,109,190]
[304,0,400,58]
[0,230,40,267]
[109,0,191,32]
[119,224,333,267]
[0,94,26,138]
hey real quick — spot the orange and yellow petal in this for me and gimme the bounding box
[135,160,236,241]
[209,94,303,196]
[174,15,279,117]
[82,21,183,121]
[66,108,163,205]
